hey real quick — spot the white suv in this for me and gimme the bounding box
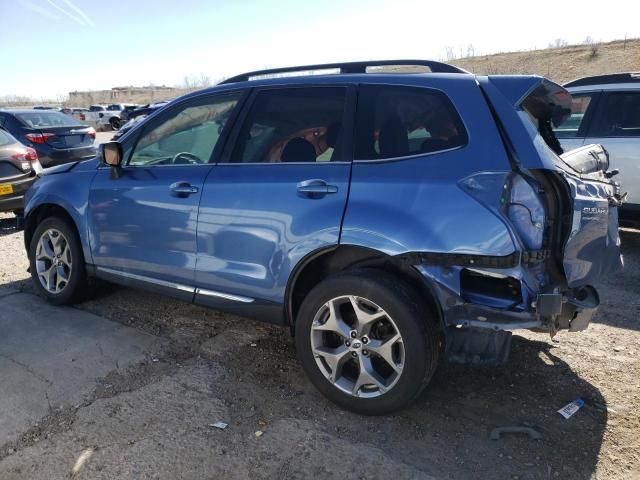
[557,73,640,226]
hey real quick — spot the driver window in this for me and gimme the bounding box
[128,92,241,167]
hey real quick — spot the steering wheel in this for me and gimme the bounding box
[171,152,201,165]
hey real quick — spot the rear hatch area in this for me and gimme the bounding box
[478,75,623,290]
[558,145,623,286]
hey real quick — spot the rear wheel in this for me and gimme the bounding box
[28,216,87,305]
[110,117,121,130]
[295,270,440,415]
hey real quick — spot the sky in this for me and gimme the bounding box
[1,0,639,99]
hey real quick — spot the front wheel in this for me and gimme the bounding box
[110,117,121,130]
[28,216,87,305]
[295,270,440,415]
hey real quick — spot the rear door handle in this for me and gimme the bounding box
[170,181,199,197]
[297,179,338,198]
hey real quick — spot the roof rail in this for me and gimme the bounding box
[564,72,640,88]
[219,60,468,85]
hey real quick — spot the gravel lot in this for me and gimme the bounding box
[0,211,638,479]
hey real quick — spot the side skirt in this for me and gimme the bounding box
[92,266,286,325]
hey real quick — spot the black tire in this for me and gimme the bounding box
[295,269,440,415]
[110,117,120,130]
[28,216,87,305]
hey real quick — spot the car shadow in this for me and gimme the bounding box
[214,313,608,479]
[397,335,608,479]
[0,215,23,237]
[593,228,640,331]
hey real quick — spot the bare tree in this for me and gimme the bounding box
[182,73,213,90]
[548,38,568,49]
[444,46,456,61]
[583,36,601,58]
[466,43,475,58]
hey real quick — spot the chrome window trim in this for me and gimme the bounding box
[215,161,351,166]
[353,144,466,164]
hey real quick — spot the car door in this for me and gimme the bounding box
[555,91,601,152]
[583,90,640,206]
[194,85,355,318]
[88,91,244,296]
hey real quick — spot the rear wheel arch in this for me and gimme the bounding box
[285,245,443,334]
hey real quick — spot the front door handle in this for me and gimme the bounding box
[170,181,199,197]
[297,179,338,198]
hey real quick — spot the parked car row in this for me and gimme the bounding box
[111,100,171,140]
[0,109,97,213]
[77,103,137,131]
[0,128,42,214]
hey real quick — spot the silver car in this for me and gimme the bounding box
[557,73,640,226]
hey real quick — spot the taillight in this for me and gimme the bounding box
[506,175,545,250]
[11,147,38,171]
[80,113,85,121]
[25,132,56,144]
[87,127,96,140]
[25,147,38,162]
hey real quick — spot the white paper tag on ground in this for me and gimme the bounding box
[558,398,585,419]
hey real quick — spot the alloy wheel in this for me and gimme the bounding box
[35,228,72,294]
[310,295,405,398]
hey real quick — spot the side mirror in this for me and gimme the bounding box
[101,142,122,167]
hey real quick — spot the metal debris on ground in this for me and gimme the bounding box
[489,426,543,440]
[209,422,228,430]
[558,398,585,419]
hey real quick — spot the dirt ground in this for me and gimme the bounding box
[0,211,638,479]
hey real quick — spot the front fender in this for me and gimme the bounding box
[24,170,97,264]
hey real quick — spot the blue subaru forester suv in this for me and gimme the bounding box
[23,61,624,414]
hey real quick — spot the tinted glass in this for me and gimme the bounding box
[128,92,241,167]
[354,85,467,160]
[0,129,16,146]
[553,94,593,138]
[107,105,122,111]
[15,111,78,128]
[90,106,105,112]
[596,92,640,137]
[230,87,347,163]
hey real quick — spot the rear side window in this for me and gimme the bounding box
[595,92,640,137]
[0,129,16,146]
[553,94,594,138]
[230,87,347,163]
[15,111,77,128]
[354,85,467,161]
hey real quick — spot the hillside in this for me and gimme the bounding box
[452,38,640,84]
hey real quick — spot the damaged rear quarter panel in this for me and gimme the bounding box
[340,76,547,332]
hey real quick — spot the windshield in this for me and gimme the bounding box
[16,111,79,128]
